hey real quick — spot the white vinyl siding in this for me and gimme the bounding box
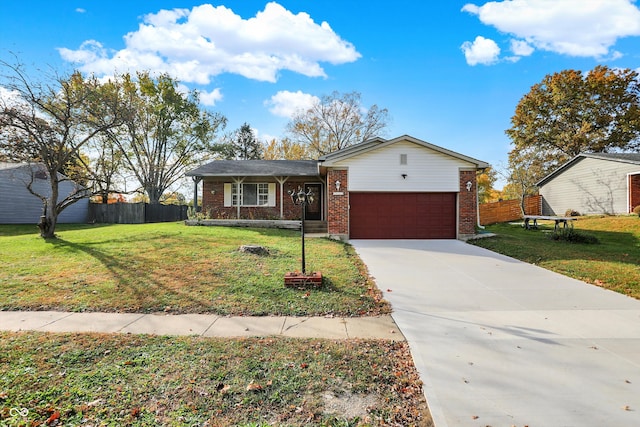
[540,157,640,215]
[332,141,474,192]
[224,182,276,207]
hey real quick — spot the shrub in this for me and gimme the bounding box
[565,209,581,217]
[548,227,598,244]
[633,205,640,217]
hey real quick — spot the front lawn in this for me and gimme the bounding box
[471,215,640,299]
[0,223,389,316]
[0,332,430,426]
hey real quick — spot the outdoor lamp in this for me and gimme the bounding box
[288,186,314,274]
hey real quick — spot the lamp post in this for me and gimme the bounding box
[288,186,314,274]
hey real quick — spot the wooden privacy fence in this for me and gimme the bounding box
[89,202,188,224]
[479,195,542,225]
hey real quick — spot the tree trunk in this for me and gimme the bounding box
[38,208,57,239]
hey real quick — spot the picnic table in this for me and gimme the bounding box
[523,215,576,231]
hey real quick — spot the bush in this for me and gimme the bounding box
[633,205,640,217]
[548,227,598,244]
[565,209,581,217]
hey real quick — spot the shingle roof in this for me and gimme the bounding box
[580,153,640,164]
[319,135,490,168]
[185,160,319,177]
[536,152,640,186]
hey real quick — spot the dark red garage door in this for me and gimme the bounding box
[349,192,457,239]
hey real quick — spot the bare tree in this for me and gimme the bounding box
[0,60,131,237]
[286,91,390,157]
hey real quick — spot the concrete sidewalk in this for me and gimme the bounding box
[0,310,402,340]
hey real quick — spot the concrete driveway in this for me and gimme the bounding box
[351,239,640,427]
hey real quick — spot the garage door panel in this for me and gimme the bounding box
[350,192,456,239]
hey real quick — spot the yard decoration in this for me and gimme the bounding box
[285,186,323,288]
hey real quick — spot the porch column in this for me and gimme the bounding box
[275,176,289,219]
[191,176,202,212]
[232,177,244,219]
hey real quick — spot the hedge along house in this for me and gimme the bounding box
[186,135,489,240]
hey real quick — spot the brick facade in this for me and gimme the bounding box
[201,179,320,220]
[326,169,349,237]
[458,170,478,236]
[198,167,482,239]
[630,174,640,212]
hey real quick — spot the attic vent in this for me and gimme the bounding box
[400,154,408,165]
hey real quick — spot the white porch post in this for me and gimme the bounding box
[275,176,289,219]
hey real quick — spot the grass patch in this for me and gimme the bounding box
[0,331,431,426]
[471,215,640,298]
[0,223,388,316]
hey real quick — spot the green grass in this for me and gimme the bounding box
[0,332,430,426]
[0,223,389,316]
[471,215,640,298]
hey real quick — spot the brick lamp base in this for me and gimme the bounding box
[284,271,323,288]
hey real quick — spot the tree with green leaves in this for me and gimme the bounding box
[106,72,226,204]
[0,60,131,237]
[285,91,390,157]
[221,122,262,160]
[505,65,640,212]
[507,66,640,179]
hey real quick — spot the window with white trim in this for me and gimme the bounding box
[225,183,276,207]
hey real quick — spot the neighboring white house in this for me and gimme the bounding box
[0,162,89,224]
[536,153,640,216]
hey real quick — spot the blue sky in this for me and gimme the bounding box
[3,1,640,188]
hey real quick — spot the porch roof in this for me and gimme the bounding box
[186,160,319,177]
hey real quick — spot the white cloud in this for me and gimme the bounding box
[75,8,86,14]
[510,39,534,57]
[199,88,223,106]
[58,2,360,84]
[0,86,25,108]
[265,90,319,118]
[463,0,640,59]
[461,36,501,65]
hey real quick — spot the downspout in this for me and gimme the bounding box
[476,172,485,230]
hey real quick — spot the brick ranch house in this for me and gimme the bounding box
[186,135,489,240]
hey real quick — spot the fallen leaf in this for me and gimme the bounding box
[131,407,140,418]
[471,415,479,419]
[623,405,631,411]
[300,363,309,369]
[246,382,263,392]
[45,410,60,425]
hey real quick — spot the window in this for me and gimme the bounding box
[400,154,408,165]
[225,183,275,207]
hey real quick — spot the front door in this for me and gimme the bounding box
[304,183,322,220]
